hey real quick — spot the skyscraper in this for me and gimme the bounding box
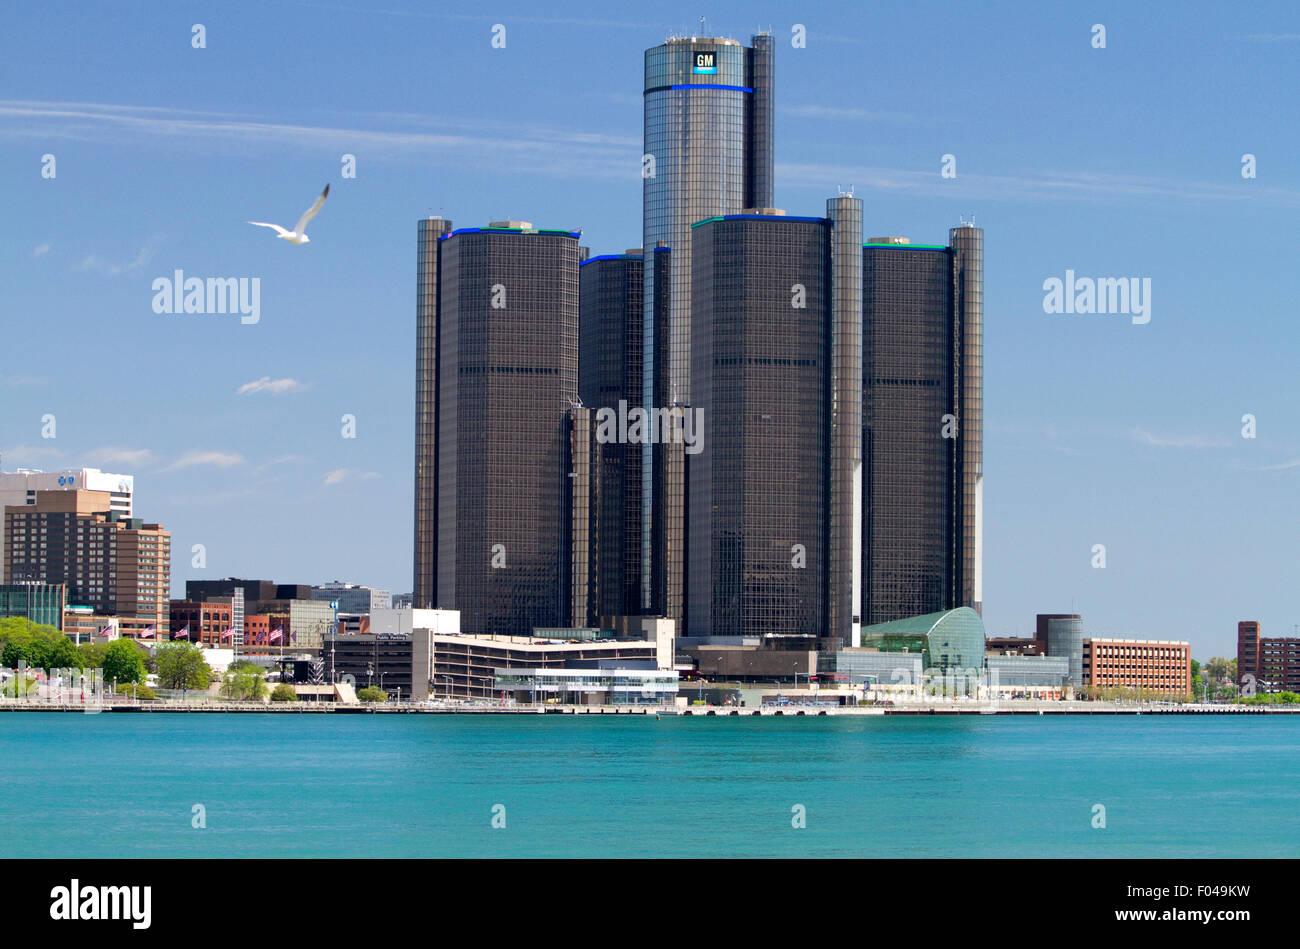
[3,489,169,626]
[642,32,774,623]
[687,199,862,643]
[861,224,983,625]
[578,250,644,620]
[414,220,582,636]
[0,466,133,583]
[413,216,453,609]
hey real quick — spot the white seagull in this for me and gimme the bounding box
[247,184,330,244]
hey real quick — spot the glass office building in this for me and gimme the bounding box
[687,202,861,643]
[1038,612,1085,686]
[861,225,984,626]
[413,216,454,608]
[0,582,65,630]
[421,222,582,635]
[642,33,774,621]
[578,252,644,619]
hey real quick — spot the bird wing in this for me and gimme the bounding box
[294,184,329,235]
[247,221,291,237]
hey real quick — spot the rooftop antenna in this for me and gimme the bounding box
[700,15,707,36]
[837,184,855,197]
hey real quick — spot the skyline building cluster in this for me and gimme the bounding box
[411,31,983,649]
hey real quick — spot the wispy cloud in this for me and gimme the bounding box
[777,160,1300,207]
[77,236,160,276]
[32,242,50,258]
[237,376,307,396]
[1130,426,1231,449]
[780,103,925,124]
[298,1,660,30]
[0,374,44,388]
[323,468,380,486]
[167,450,245,470]
[0,100,637,180]
[0,443,64,464]
[1257,458,1300,471]
[85,447,155,467]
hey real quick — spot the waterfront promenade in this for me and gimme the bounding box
[0,698,1292,715]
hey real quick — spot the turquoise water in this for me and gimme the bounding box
[3,713,1297,857]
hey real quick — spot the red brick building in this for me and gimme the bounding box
[1082,638,1191,694]
[1238,621,1300,693]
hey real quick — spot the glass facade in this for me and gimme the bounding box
[1040,613,1085,685]
[642,34,774,620]
[688,215,829,640]
[950,224,984,614]
[0,582,65,630]
[859,607,986,673]
[433,227,581,635]
[578,254,644,619]
[861,226,983,626]
[827,197,863,644]
[414,216,453,608]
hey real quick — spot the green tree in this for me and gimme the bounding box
[270,683,297,702]
[0,618,80,670]
[76,641,109,668]
[102,639,148,686]
[154,642,213,689]
[1189,658,1202,680]
[220,669,268,701]
[357,686,387,702]
[1205,656,1233,684]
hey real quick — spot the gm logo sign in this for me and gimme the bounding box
[692,50,716,74]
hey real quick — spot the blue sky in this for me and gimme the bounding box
[2,1,1297,658]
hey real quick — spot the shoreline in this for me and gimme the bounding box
[0,701,1293,716]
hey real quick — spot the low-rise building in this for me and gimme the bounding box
[432,633,665,700]
[1237,621,1300,693]
[494,667,678,705]
[1082,637,1191,694]
[169,599,234,646]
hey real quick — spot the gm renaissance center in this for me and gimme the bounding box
[414,30,983,662]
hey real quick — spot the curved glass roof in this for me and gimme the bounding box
[860,607,986,672]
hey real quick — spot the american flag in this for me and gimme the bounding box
[270,627,283,644]
[220,628,234,642]
[139,626,155,640]
[174,625,190,641]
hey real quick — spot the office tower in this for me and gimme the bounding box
[578,250,644,619]
[568,404,596,627]
[642,32,774,622]
[3,489,169,625]
[413,220,582,636]
[414,216,454,609]
[311,581,392,615]
[687,201,862,642]
[860,223,983,625]
[1037,613,1084,686]
[0,466,133,582]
